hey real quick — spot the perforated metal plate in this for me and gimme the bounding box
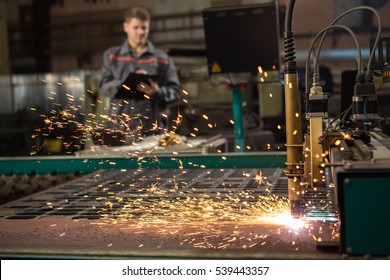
[0,168,337,221]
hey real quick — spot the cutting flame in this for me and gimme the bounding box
[258,210,305,230]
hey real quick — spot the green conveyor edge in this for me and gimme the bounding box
[0,152,286,175]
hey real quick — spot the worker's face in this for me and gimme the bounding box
[123,18,150,46]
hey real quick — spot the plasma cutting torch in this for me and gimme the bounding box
[283,0,304,218]
[283,0,383,218]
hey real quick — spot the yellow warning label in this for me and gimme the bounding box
[211,62,222,73]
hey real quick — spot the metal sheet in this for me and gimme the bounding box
[0,167,338,259]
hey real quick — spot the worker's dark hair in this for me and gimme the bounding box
[124,6,151,22]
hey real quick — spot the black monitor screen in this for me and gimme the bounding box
[203,3,280,74]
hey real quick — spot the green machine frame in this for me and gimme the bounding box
[337,170,390,256]
[0,152,286,175]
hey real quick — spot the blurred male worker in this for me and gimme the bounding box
[99,6,180,143]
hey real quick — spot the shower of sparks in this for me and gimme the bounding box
[92,189,294,249]
[83,167,338,250]
[87,175,338,250]
[28,79,338,250]
[30,80,220,157]
[253,170,271,187]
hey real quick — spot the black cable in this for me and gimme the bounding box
[284,0,295,33]
[284,0,297,73]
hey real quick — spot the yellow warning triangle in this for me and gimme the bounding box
[211,62,222,73]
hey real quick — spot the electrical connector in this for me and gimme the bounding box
[351,74,378,123]
[307,95,328,118]
[353,83,375,96]
[307,81,328,118]
[382,64,390,83]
